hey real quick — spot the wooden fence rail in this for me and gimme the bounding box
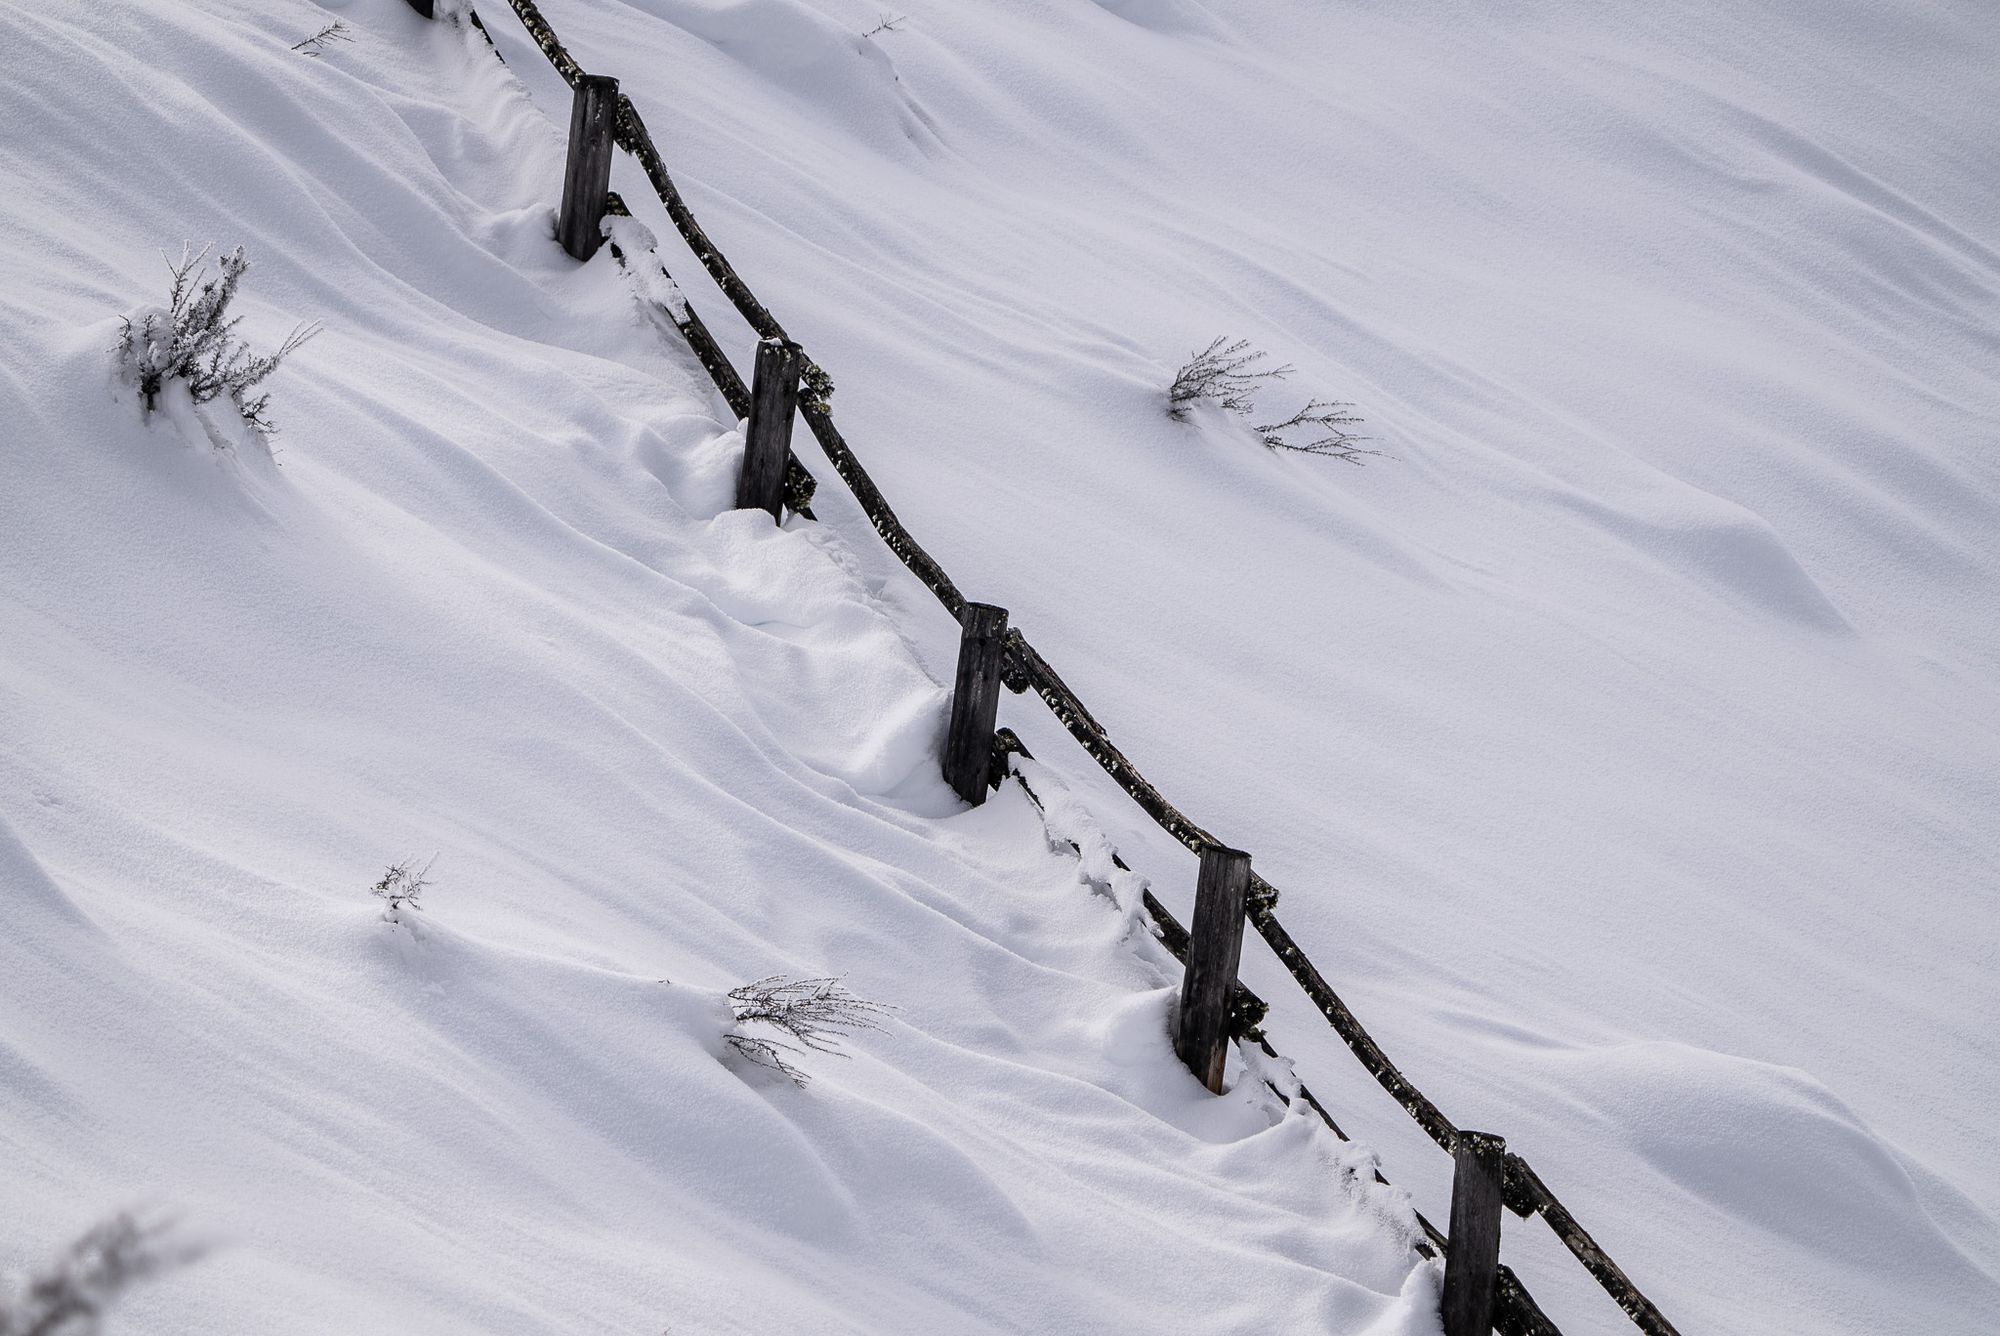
[418,2,1685,1332]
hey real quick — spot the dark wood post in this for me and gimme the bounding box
[1441,1131,1508,1336]
[403,0,435,16]
[557,75,619,262]
[942,603,1008,804]
[1174,844,1252,1094]
[736,339,803,519]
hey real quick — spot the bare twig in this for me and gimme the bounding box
[291,20,352,56]
[863,13,907,37]
[1255,398,1379,463]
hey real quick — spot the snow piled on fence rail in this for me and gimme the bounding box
[0,2,1438,1333]
[469,0,1996,1333]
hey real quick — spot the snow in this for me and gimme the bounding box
[0,2,1439,1332]
[3,0,1997,1333]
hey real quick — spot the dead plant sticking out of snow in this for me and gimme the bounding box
[290,20,352,56]
[1167,335,1380,463]
[118,244,319,437]
[724,975,891,1086]
[371,855,434,922]
[1252,397,1375,463]
[1168,336,1294,419]
[0,1210,204,1336]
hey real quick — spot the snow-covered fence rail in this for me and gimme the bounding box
[416,2,1684,1333]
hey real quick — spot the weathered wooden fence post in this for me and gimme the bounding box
[736,338,803,519]
[1441,1131,1508,1336]
[557,75,619,262]
[1174,843,1252,1094]
[942,603,1009,804]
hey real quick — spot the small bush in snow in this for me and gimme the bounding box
[725,975,891,1086]
[1167,335,1379,464]
[1168,336,1294,420]
[371,856,434,920]
[0,1210,202,1336]
[117,244,318,436]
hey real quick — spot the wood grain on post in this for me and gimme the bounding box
[737,338,802,519]
[1442,1131,1508,1336]
[942,603,1009,805]
[557,75,619,262]
[1174,844,1252,1094]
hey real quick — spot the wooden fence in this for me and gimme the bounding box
[411,3,1686,1332]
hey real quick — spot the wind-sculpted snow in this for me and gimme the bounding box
[3,0,1997,1333]
[451,0,2000,1332]
[0,1,1439,1332]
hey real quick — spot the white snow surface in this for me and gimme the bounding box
[3,0,1997,1334]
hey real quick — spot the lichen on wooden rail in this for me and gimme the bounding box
[799,399,965,620]
[494,0,583,86]
[610,95,788,344]
[1004,630,1279,906]
[1508,1158,1684,1336]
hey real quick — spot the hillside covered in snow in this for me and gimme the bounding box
[3,0,1997,1334]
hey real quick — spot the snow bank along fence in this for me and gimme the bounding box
[412,3,1684,1332]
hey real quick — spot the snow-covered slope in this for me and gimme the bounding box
[462,0,1999,1332]
[4,0,1997,1333]
[0,3,1440,1332]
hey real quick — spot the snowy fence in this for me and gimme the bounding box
[415,2,1684,1333]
